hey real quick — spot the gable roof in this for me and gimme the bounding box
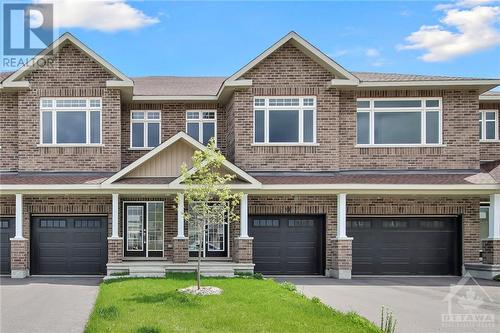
[1,32,133,89]
[104,132,261,188]
[226,31,359,84]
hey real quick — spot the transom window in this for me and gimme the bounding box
[130,111,161,149]
[479,110,498,141]
[356,98,442,146]
[186,110,217,145]
[254,97,316,144]
[40,98,102,145]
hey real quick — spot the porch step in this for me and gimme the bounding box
[128,265,166,277]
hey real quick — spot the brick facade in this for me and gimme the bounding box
[173,237,189,263]
[121,102,226,167]
[13,42,122,172]
[108,238,123,263]
[482,239,500,265]
[10,239,29,278]
[233,237,253,263]
[331,238,352,279]
[479,101,500,161]
[0,91,18,171]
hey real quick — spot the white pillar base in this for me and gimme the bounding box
[11,269,29,279]
[326,269,352,279]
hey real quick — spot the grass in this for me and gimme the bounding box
[85,274,381,333]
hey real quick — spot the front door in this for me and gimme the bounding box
[124,203,146,257]
[189,223,228,258]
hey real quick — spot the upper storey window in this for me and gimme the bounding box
[130,111,161,149]
[253,97,316,144]
[356,98,442,146]
[40,98,101,145]
[186,111,216,146]
[479,110,498,141]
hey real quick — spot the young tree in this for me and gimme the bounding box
[176,138,242,290]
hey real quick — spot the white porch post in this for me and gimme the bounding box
[336,193,347,239]
[489,194,500,239]
[14,193,24,239]
[240,193,249,238]
[177,193,185,238]
[111,193,120,238]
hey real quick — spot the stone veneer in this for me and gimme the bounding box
[482,239,500,265]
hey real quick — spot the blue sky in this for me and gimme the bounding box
[5,1,500,80]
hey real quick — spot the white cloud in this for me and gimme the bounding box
[399,1,500,62]
[34,0,159,32]
[365,48,380,57]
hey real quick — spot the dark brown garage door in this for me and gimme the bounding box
[348,216,461,275]
[249,215,324,275]
[31,216,107,275]
[0,217,15,275]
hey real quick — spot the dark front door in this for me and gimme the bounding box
[348,216,461,275]
[249,215,324,275]
[0,217,15,274]
[124,203,147,257]
[189,223,228,258]
[31,216,107,275]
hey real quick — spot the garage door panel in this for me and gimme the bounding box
[250,215,323,275]
[32,216,107,275]
[349,216,459,276]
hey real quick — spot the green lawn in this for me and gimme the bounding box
[85,274,381,333]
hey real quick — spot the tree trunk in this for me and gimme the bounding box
[197,225,202,290]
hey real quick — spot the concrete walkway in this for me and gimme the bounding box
[0,277,101,333]
[277,276,500,333]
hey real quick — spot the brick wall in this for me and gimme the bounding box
[479,101,500,161]
[17,42,121,172]
[339,90,480,170]
[249,195,481,273]
[0,92,18,171]
[234,42,339,171]
[121,102,226,167]
[482,239,500,265]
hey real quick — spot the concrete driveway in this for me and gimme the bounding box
[277,276,500,333]
[0,277,101,333]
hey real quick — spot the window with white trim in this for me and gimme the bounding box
[253,97,316,144]
[40,98,102,145]
[479,110,498,141]
[356,98,442,146]
[186,110,217,145]
[130,111,161,149]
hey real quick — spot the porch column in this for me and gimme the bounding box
[14,194,24,239]
[173,193,188,263]
[107,193,123,270]
[11,194,29,278]
[177,193,185,238]
[330,193,353,280]
[482,194,500,267]
[111,193,120,238]
[240,193,249,238]
[234,193,253,265]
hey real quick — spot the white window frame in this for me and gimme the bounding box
[253,96,317,145]
[185,110,217,146]
[39,97,102,146]
[122,201,165,258]
[356,97,443,147]
[130,110,162,150]
[479,109,498,142]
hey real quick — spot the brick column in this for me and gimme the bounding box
[482,239,500,265]
[173,237,189,263]
[107,238,123,263]
[10,239,29,278]
[330,237,353,279]
[233,237,253,263]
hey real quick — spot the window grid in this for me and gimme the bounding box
[253,96,317,144]
[130,110,162,149]
[479,110,498,141]
[185,110,217,145]
[39,98,102,145]
[356,98,442,146]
